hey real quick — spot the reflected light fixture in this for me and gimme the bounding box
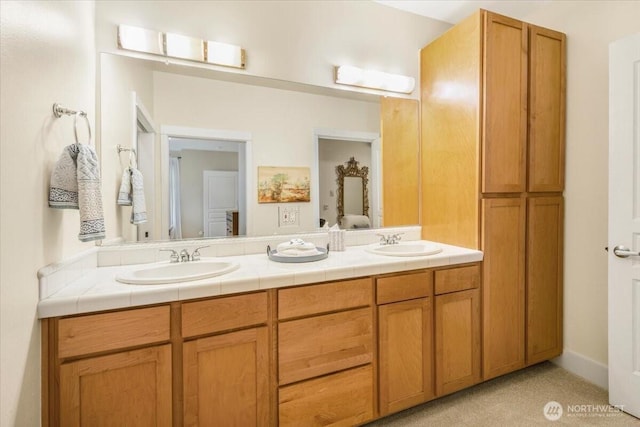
[335,65,415,94]
[117,24,246,69]
[117,24,164,56]
[206,41,245,69]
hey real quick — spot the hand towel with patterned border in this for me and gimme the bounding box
[49,144,106,242]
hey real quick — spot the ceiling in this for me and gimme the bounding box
[375,0,552,24]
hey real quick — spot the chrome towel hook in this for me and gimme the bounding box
[52,103,92,145]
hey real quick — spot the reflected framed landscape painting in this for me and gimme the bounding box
[258,166,311,203]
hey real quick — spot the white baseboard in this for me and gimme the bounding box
[551,350,609,390]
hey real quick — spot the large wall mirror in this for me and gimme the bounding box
[99,53,392,244]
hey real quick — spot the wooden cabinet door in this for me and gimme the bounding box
[183,327,269,427]
[482,197,526,379]
[378,298,433,415]
[381,97,420,226]
[435,289,481,396]
[527,196,564,364]
[482,12,528,193]
[528,26,566,192]
[59,344,172,427]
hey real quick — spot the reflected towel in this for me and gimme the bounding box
[340,214,371,229]
[117,168,132,206]
[117,167,147,225]
[49,144,106,241]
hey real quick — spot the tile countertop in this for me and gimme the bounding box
[37,241,483,319]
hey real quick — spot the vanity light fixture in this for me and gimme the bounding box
[334,65,415,94]
[166,32,205,62]
[117,24,164,56]
[205,41,245,69]
[117,24,246,69]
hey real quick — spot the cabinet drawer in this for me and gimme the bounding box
[434,265,480,295]
[279,308,373,385]
[58,306,170,358]
[279,365,374,427]
[278,278,371,320]
[182,292,268,338]
[376,271,432,304]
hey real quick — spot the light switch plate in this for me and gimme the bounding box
[279,206,300,227]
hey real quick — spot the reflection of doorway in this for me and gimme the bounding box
[168,138,241,239]
[160,126,252,240]
[313,129,380,229]
[203,171,238,237]
[319,140,371,226]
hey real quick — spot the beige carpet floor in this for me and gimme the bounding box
[365,362,639,426]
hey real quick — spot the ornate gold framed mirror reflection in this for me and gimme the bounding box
[336,157,369,226]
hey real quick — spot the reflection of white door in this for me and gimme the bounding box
[203,171,238,237]
[608,33,640,418]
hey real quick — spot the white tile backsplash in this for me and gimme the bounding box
[122,248,158,266]
[98,250,121,267]
[38,226,422,303]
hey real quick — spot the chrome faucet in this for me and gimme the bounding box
[191,246,210,261]
[160,248,180,263]
[161,246,211,262]
[376,233,403,245]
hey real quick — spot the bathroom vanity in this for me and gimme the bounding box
[39,234,484,426]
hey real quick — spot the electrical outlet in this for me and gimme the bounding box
[279,206,300,227]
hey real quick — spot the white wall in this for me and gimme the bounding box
[94,1,451,99]
[0,1,96,425]
[504,1,640,372]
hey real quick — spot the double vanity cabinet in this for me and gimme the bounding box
[42,262,482,426]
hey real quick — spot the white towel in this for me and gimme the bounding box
[277,248,321,257]
[117,167,147,225]
[277,238,316,252]
[49,144,105,242]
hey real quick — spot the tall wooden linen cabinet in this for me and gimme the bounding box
[420,10,565,380]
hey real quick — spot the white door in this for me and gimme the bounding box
[203,171,238,237]
[608,32,640,418]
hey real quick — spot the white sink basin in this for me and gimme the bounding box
[366,242,443,257]
[116,259,239,285]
